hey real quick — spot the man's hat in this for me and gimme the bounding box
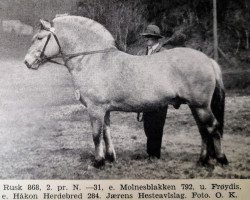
[140,24,163,38]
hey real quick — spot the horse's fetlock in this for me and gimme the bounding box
[216,154,229,165]
[105,152,116,162]
[198,155,211,167]
[213,132,221,139]
[93,139,100,146]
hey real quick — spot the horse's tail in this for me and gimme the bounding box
[211,59,225,137]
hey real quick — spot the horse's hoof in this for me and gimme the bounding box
[197,158,215,169]
[216,154,229,165]
[105,152,116,163]
[198,155,210,166]
[94,158,105,168]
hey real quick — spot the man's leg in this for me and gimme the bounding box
[143,106,168,158]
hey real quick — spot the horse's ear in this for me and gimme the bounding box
[40,19,52,30]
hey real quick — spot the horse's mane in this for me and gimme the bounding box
[53,15,116,46]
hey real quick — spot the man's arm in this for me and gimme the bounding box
[137,48,147,56]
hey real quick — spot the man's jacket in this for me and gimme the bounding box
[137,43,166,56]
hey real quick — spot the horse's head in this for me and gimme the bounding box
[24,19,60,70]
[24,16,117,70]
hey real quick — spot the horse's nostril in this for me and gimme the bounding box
[24,60,31,68]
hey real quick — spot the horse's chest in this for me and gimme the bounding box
[72,71,111,103]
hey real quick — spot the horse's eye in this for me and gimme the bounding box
[37,37,43,40]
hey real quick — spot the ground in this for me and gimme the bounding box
[0,59,249,179]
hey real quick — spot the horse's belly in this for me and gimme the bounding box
[107,77,178,112]
[109,93,175,112]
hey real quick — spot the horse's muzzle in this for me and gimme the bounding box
[24,60,39,70]
[24,60,32,68]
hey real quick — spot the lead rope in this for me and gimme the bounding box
[42,31,117,72]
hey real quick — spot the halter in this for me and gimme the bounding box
[39,28,116,70]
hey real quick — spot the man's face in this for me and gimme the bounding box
[146,37,158,47]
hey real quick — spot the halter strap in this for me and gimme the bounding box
[40,33,51,59]
[39,30,117,70]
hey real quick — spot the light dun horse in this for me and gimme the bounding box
[24,16,228,167]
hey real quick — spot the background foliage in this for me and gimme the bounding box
[0,0,249,66]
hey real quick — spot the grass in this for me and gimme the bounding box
[0,59,249,179]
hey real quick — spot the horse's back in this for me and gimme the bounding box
[79,47,219,110]
[121,47,216,78]
[154,47,214,72]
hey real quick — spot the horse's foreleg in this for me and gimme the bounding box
[190,106,228,165]
[89,114,105,167]
[103,111,116,162]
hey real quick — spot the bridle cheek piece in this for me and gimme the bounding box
[39,30,66,66]
[40,33,51,60]
[38,28,116,69]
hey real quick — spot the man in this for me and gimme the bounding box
[138,24,165,56]
[137,24,168,159]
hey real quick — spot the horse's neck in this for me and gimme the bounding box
[54,22,115,72]
[56,27,114,55]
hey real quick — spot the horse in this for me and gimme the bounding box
[24,16,228,167]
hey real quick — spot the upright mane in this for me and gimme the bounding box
[52,15,116,46]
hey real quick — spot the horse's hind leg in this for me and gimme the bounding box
[190,106,228,165]
[103,111,116,162]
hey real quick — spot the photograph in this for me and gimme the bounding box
[0,0,249,180]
